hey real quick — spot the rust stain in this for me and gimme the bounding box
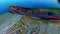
[49,21,60,24]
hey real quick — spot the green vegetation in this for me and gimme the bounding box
[48,8,60,13]
[32,18,40,25]
[16,23,22,28]
[41,8,60,13]
[31,28,36,32]
[43,21,48,25]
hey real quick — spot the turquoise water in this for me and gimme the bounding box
[0,0,60,14]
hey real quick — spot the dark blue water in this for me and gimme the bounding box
[0,0,60,14]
